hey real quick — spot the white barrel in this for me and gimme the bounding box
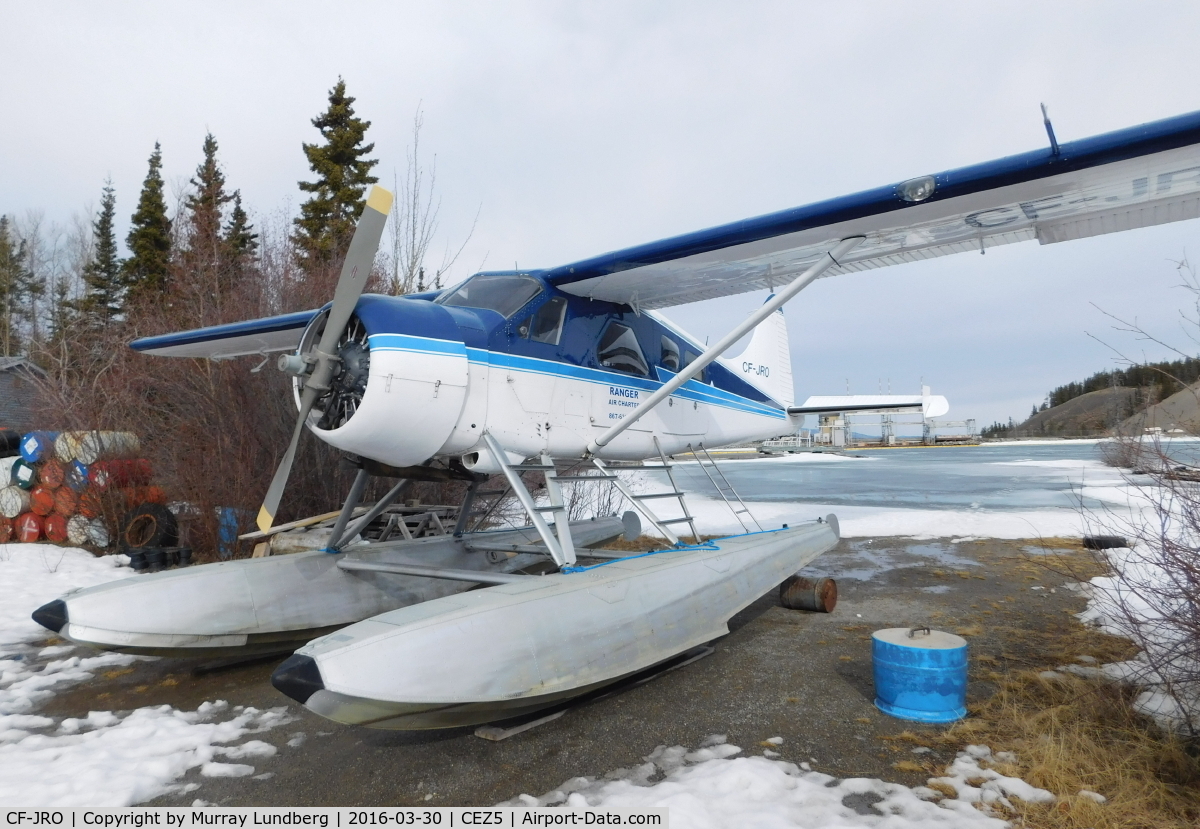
[86,517,110,548]
[55,432,87,463]
[0,457,17,486]
[75,432,141,465]
[0,485,31,519]
[67,514,91,545]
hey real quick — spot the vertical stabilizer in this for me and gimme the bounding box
[718,298,794,408]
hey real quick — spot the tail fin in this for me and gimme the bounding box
[719,298,794,408]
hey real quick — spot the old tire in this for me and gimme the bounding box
[780,575,837,612]
[120,502,178,549]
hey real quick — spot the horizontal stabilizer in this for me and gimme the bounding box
[130,310,319,359]
[789,392,949,419]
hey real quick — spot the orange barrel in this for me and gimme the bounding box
[29,486,55,516]
[53,486,78,516]
[0,516,11,543]
[90,459,152,490]
[66,514,90,545]
[11,459,36,490]
[40,459,66,489]
[78,489,102,518]
[120,486,167,508]
[44,513,69,543]
[0,486,31,518]
[14,512,42,542]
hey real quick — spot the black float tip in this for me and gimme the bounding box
[272,654,325,704]
[32,599,68,633]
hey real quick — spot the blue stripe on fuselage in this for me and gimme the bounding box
[463,345,786,420]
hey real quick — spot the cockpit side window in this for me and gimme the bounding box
[660,336,680,371]
[682,349,707,384]
[529,297,568,345]
[598,322,649,376]
[437,274,543,318]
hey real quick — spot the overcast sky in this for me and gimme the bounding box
[4,1,1200,428]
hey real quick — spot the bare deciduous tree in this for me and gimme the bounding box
[386,107,478,295]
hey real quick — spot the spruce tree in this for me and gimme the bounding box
[0,216,23,355]
[293,78,378,266]
[79,180,124,325]
[223,190,258,258]
[186,133,231,258]
[124,142,172,303]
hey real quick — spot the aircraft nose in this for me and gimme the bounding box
[32,599,68,633]
[272,654,325,704]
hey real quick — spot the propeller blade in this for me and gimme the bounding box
[256,186,394,533]
[316,186,394,360]
[256,387,318,532]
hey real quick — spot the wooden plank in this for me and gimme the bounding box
[238,507,367,541]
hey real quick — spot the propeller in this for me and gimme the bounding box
[256,186,394,533]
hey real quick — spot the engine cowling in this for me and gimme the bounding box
[293,295,469,467]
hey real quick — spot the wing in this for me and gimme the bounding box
[129,310,319,358]
[547,110,1200,309]
[788,394,950,419]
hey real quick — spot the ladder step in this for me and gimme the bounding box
[532,505,564,512]
[635,491,686,500]
[554,474,617,481]
[659,517,696,525]
[510,464,555,471]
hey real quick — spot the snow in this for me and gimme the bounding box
[0,544,295,806]
[0,700,294,805]
[503,736,1052,827]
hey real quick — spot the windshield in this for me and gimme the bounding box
[438,274,542,318]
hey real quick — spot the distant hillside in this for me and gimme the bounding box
[1119,382,1200,433]
[983,360,1200,438]
[1021,387,1140,435]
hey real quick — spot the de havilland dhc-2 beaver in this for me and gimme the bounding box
[33,107,1200,729]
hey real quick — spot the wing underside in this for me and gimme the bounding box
[130,310,319,359]
[548,111,1200,309]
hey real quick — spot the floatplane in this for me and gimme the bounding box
[35,107,1200,729]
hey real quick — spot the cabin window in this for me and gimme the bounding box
[683,349,706,384]
[438,274,542,318]
[661,336,680,371]
[598,323,649,376]
[529,297,567,345]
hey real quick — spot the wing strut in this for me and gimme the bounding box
[586,236,865,454]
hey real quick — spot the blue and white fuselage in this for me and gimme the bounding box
[315,274,790,470]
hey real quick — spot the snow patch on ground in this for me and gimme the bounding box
[1077,542,1200,732]
[502,737,1051,827]
[0,544,295,806]
[0,700,294,806]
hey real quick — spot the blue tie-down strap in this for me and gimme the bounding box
[561,539,720,573]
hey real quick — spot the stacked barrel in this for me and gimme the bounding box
[0,430,164,547]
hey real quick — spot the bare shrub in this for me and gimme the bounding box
[30,211,386,560]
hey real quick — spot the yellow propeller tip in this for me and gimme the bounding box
[366,186,394,216]
[256,505,275,534]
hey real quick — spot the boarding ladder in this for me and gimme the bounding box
[688,442,762,534]
[592,437,700,546]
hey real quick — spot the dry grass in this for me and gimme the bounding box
[934,629,1200,828]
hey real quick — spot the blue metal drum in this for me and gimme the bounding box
[872,627,968,723]
[19,431,59,463]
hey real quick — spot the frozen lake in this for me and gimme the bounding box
[633,439,1190,538]
[672,441,1119,512]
